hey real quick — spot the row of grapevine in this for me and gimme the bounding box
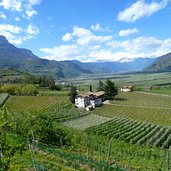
[86,117,171,149]
[91,104,171,126]
[5,95,68,112]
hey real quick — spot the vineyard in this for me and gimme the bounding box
[3,90,171,170]
[111,92,171,108]
[90,92,171,126]
[86,117,171,149]
[5,95,68,112]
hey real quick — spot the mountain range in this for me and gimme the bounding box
[0,35,170,78]
[144,53,171,72]
[0,35,91,78]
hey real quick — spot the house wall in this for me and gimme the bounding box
[90,98,102,108]
[121,88,131,92]
[75,97,90,108]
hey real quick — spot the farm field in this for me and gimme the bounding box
[90,92,171,126]
[5,95,68,112]
[2,82,171,170]
[111,92,171,108]
[70,72,171,87]
[86,117,171,149]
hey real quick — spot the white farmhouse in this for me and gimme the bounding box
[121,86,134,92]
[75,91,105,110]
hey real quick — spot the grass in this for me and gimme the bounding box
[64,114,111,130]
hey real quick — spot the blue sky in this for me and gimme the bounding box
[0,0,171,62]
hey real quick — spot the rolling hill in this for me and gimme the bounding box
[144,53,171,72]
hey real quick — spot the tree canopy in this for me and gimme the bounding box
[104,79,118,100]
[97,80,104,91]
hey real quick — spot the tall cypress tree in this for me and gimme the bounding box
[104,79,118,100]
[89,85,92,92]
[97,80,104,91]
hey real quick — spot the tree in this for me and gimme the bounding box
[21,85,38,96]
[104,79,118,100]
[32,112,70,146]
[97,80,104,91]
[68,83,77,104]
[89,85,92,92]
[0,107,18,170]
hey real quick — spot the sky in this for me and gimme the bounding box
[0,0,171,62]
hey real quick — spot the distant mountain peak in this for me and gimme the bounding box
[0,35,9,44]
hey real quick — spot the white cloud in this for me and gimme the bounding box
[0,0,41,19]
[108,36,162,55]
[119,28,139,37]
[72,26,112,45]
[154,38,171,56]
[27,24,39,35]
[117,0,169,22]
[28,0,41,5]
[119,37,162,53]
[40,45,81,61]
[40,25,171,62]
[61,26,112,45]
[90,23,110,32]
[0,12,7,19]
[0,24,39,45]
[25,8,37,18]
[15,17,20,21]
[89,49,147,62]
[0,24,23,34]
[0,0,22,11]
[62,33,72,41]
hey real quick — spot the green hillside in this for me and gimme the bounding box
[0,35,92,78]
[145,53,171,72]
[0,68,23,77]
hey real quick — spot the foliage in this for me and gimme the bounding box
[0,84,38,96]
[21,84,38,96]
[68,83,77,104]
[96,80,104,91]
[104,79,118,100]
[86,117,171,148]
[0,107,24,170]
[31,112,71,146]
[89,85,92,92]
